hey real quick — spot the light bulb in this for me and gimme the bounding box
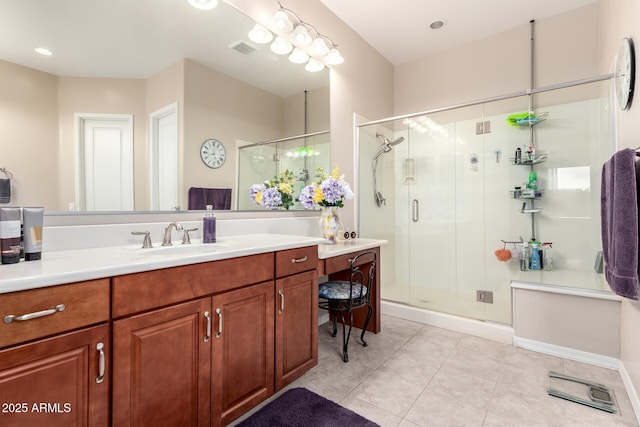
[270,36,293,55]
[290,25,312,46]
[310,37,329,56]
[248,23,273,44]
[305,58,325,72]
[187,0,218,10]
[272,10,293,32]
[289,47,309,64]
[325,47,344,65]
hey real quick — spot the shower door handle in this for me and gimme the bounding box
[412,199,419,222]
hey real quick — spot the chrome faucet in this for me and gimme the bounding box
[161,222,183,246]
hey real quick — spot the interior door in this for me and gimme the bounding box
[76,114,133,211]
[150,103,178,210]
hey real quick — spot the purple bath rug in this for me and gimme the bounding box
[236,387,379,427]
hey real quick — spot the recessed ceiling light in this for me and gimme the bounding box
[34,47,53,56]
[188,0,217,10]
[430,20,446,30]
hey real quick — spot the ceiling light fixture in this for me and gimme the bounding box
[264,2,344,70]
[430,20,446,30]
[305,57,325,72]
[248,23,273,44]
[270,36,293,55]
[289,47,310,64]
[187,0,218,10]
[272,9,294,32]
[34,47,53,56]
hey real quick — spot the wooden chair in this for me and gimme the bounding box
[318,250,376,362]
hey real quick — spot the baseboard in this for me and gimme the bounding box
[512,336,619,370]
[381,300,513,344]
[619,361,640,425]
[318,312,329,325]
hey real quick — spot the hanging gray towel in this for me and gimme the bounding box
[0,178,10,203]
[600,148,639,300]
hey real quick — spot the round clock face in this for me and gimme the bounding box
[616,37,635,111]
[200,139,226,169]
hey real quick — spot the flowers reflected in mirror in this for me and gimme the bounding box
[250,169,297,210]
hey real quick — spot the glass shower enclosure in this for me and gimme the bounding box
[358,78,612,324]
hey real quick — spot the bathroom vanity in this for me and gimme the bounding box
[0,234,321,427]
[0,233,385,427]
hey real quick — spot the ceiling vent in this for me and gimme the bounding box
[230,40,257,55]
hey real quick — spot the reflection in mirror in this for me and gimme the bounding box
[237,131,330,210]
[0,0,329,213]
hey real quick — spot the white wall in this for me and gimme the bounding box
[394,5,600,115]
[226,0,395,228]
[599,0,640,411]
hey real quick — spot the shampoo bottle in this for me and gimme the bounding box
[203,205,216,243]
[528,171,537,191]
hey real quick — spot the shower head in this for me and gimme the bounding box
[376,133,405,148]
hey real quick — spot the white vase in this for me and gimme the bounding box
[319,206,340,244]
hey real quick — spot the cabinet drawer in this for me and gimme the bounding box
[0,279,110,348]
[275,246,318,278]
[323,249,377,276]
[112,253,274,318]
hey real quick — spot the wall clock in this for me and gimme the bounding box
[200,138,226,169]
[616,37,635,111]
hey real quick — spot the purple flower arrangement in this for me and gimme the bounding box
[250,170,297,210]
[300,166,354,209]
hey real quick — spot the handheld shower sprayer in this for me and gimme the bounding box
[372,133,405,207]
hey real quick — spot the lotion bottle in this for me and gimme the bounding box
[203,205,216,243]
[23,207,44,261]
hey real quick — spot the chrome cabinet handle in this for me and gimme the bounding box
[4,304,65,324]
[215,308,222,338]
[204,311,211,342]
[96,342,105,384]
[291,256,308,264]
[412,199,419,222]
[278,290,284,314]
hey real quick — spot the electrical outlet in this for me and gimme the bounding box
[476,290,494,304]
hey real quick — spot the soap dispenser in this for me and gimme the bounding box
[203,205,216,243]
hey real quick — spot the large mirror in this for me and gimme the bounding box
[0,0,330,213]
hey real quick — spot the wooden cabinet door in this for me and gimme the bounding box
[275,269,318,391]
[211,281,274,427]
[112,298,211,427]
[0,324,109,427]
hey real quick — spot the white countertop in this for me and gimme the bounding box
[317,238,387,259]
[0,234,324,294]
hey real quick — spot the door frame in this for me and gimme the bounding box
[73,113,134,211]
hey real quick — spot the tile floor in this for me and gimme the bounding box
[237,314,638,427]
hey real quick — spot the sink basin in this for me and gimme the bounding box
[144,244,224,256]
[118,243,227,258]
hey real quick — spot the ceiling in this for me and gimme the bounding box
[320,0,597,65]
[0,0,597,95]
[0,0,327,97]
